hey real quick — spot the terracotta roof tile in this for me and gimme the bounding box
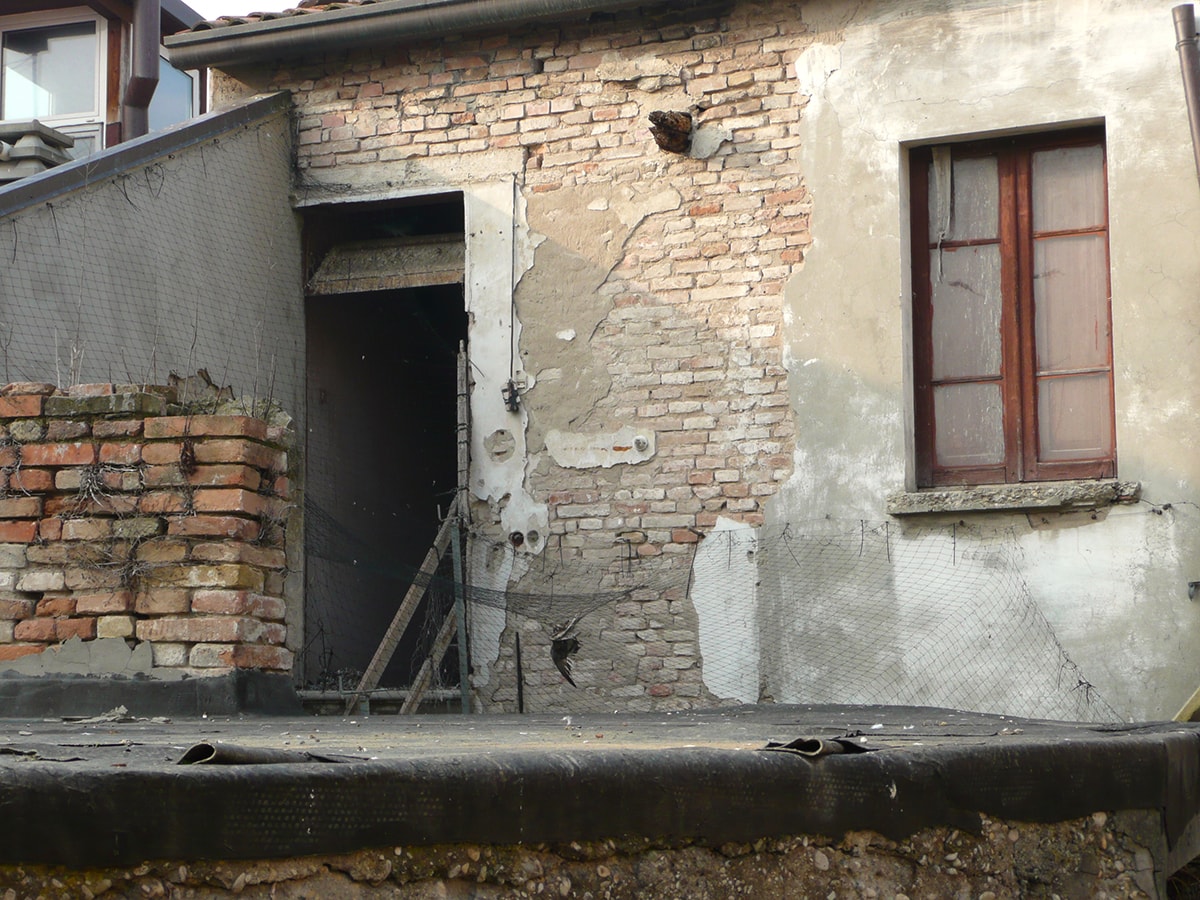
[187,0,391,31]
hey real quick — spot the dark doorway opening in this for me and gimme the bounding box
[302,193,467,692]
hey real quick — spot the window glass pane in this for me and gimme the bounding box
[928,155,998,242]
[148,58,195,133]
[933,382,1005,468]
[1037,374,1112,461]
[1032,145,1105,233]
[2,22,97,119]
[1034,233,1109,372]
[930,244,1002,381]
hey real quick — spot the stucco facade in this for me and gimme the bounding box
[186,0,1199,720]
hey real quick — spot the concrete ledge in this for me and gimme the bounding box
[887,480,1142,516]
[0,670,301,718]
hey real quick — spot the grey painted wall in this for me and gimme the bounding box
[0,99,303,423]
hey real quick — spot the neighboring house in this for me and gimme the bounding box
[0,0,1195,722]
[1,0,203,160]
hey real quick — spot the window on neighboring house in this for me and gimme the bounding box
[0,10,105,156]
[909,128,1115,487]
[148,54,199,134]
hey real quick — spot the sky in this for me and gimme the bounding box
[187,0,296,19]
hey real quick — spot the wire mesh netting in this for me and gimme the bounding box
[304,506,1123,723]
[0,105,303,421]
[0,103,1125,726]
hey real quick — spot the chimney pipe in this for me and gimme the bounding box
[122,0,161,141]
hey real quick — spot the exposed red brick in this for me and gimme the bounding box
[64,567,125,590]
[140,442,184,466]
[190,542,287,570]
[134,539,190,563]
[20,442,97,466]
[144,464,262,490]
[1,382,55,396]
[67,383,114,397]
[13,618,56,641]
[141,465,185,488]
[62,519,113,541]
[225,644,293,670]
[37,518,62,541]
[35,598,76,617]
[46,421,90,441]
[143,415,268,441]
[167,515,261,541]
[0,521,38,543]
[189,589,252,615]
[0,645,44,661]
[141,564,264,591]
[191,590,285,620]
[56,617,96,641]
[101,469,142,491]
[192,488,269,517]
[134,590,191,615]
[0,395,43,417]
[135,615,259,644]
[193,439,284,471]
[139,491,190,514]
[75,591,135,614]
[99,443,142,464]
[44,495,137,517]
[92,419,144,438]
[0,599,35,620]
[8,469,53,493]
[0,497,42,518]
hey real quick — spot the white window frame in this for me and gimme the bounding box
[0,8,107,136]
[148,49,201,133]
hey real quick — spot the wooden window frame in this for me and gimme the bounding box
[911,127,1116,488]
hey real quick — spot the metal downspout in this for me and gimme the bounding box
[122,0,161,141]
[1174,4,1200,187]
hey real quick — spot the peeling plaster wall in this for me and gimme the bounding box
[773,0,1200,721]
[213,0,807,710]
[207,0,1200,718]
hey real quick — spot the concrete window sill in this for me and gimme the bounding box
[886,479,1142,516]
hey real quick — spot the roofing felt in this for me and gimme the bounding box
[0,704,1198,869]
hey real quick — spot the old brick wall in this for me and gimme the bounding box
[214,0,810,709]
[0,382,294,677]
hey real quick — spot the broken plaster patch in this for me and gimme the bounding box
[596,52,681,84]
[612,186,682,228]
[546,426,655,469]
[690,124,732,160]
[556,329,576,342]
[0,637,160,678]
[692,517,760,703]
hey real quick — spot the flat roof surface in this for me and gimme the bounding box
[1,705,1197,868]
[0,703,1182,766]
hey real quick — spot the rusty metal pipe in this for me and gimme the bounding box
[122,0,161,140]
[1174,5,1200,187]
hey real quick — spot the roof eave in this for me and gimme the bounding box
[165,0,677,69]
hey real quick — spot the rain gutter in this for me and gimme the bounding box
[165,0,693,69]
[1174,4,1200,188]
